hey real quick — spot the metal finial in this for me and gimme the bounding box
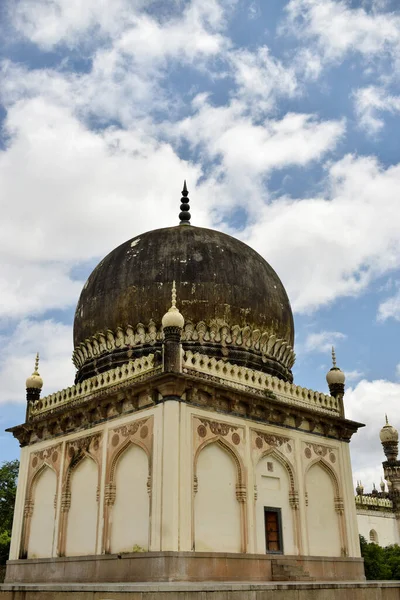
[171,280,177,309]
[332,346,337,368]
[385,414,389,425]
[33,352,40,375]
[179,180,191,226]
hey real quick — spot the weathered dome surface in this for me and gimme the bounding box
[73,226,295,383]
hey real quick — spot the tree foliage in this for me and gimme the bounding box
[360,535,400,580]
[0,459,19,565]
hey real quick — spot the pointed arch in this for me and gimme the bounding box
[109,437,151,484]
[305,457,340,497]
[103,436,152,554]
[254,448,300,554]
[305,458,345,556]
[64,455,99,556]
[193,436,246,553]
[26,464,57,558]
[255,447,297,494]
[20,461,59,559]
[194,435,245,488]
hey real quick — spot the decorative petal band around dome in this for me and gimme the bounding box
[72,320,296,371]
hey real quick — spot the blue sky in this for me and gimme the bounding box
[1,0,400,491]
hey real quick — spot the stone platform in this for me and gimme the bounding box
[1,581,400,600]
[4,552,365,583]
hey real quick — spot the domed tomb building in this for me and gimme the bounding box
[6,184,365,583]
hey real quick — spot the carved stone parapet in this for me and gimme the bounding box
[30,355,158,417]
[184,352,340,416]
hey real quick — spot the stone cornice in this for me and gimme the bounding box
[72,321,296,371]
[7,371,363,448]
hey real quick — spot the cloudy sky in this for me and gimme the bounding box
[1,0,400,493]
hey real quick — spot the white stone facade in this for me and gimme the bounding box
[10,399,360,561]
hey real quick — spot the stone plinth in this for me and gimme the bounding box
[5,552,365,584]
[1,580,400,600]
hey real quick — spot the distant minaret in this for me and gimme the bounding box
[25,353,43,420]
[326,347,345,414]
[380,416,400,512]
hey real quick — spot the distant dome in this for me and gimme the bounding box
[380,419,398,444]
[73,226,295,383]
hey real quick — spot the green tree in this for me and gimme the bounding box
[0,459,19,565]
[360,535,400,580]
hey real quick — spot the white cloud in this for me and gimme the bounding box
[231,46,299,112]
[0,319,75,404]
[244,154,400,312]
[346,379,400,491]
[378,289,400,321]
[0,95,211,319]
[354,86,400,134]
[344,370,365,382]
[304,330,346,353]
[168,97,344,208]
[10,0,230,55]
[285,0,400,58]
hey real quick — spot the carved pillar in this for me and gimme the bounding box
[19,498,34,559]
[334,495,348,556]
[236,483,248,553]
[289,490,303,555]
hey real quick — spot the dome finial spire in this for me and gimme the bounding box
[332,346,337,368]
[34,352,40,375]
[179,180,191,226]
[171,280,177,309]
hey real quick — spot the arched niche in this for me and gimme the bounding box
[27,465,56,558]
[194,440,242,553]
[110,442,150,553]
[65,456,98,556]
[255,451,296,555]
[369,529,379,544]
[306,460,341,557]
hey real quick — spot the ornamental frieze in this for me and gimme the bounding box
[72,320,295,370]
[251,429,293,456]
[193,416,245,459]
[304,442,337,465]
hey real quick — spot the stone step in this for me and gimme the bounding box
[271,560,315,582]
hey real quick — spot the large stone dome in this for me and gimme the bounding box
[73,225,295,383]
